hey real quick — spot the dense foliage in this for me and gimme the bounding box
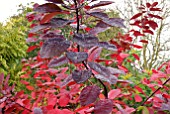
[0,0,170,114]
[0,5,32,86]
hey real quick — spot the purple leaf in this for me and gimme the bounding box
[40,31,65,40]
[80,85,100,106]
[40,38,70,58]
[72,70,92,84]
[29,24,50,33]
[91,1,114,9]
[46,0,64,4]
[89,21,110,35]
[97,42,117,51]
[33,107,43,114]
[95,74,117,84]
[102,18,126,28]
[88,62,110,76]
[73,34,99,48]
[66,52,88,64]
[48,56,69,67]
[94,99,113,114]
[0,73,4,84]
[50,18,74,28]
[60,75,73,87]
[107,67,125,75]
[160,101,170,111]
[88,62,118,84]
[88,12,108,20]
[34,3,62,13]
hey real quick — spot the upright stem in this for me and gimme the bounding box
[73,0,80,33]
[73,0,108,99]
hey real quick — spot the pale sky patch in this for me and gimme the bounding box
[0,0,45,22]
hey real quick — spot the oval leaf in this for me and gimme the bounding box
[40,31,64,40]
[88,62,118,84]
[97,42,117,51]
[94,99,113,114]
[50,18,74,28]
[48,56,69,67]
[108,89,121,99]
[72,70,92,83]
[80,85,100,106]
[40,38,70,58]
[34,3,62,13]
[73,34,99,48]
[88,12,108,20]
[95,74,117,84]
[66,52,88,64]
[91,1,114,9]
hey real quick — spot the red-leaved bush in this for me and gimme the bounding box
[0,0,170,114]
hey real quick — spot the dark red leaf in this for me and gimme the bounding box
[132,53,140,60]
[146,3,151,8]
[143,29,154,35]
[133,31,144,37]
[147,20,158,30]
[73,34,99,48]
[134,94,142,102]
[88,62,118,84]
[80,85,100,106]
[94,99,113,114]
[40,38,70,58]
[108,89,121,99]
[131,44,143,49]
[48,56,69,67]
[27,45,38,52]
[50,18,74,28]
[150,8,161,11]
[97,42,117,51]
[140,39,149,44]
[46,0,64,4]
[84,5,91,10]
[91,1,114,9]
[34,3,62,13]
[102,18,126,28]
[148,14,163,19]
[130,13,142,20]
[40,11,70,24]
[72,70,92,84]
[66,52,88,64]
[151,2,158,7]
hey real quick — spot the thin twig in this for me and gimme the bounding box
[141,77,170,106]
